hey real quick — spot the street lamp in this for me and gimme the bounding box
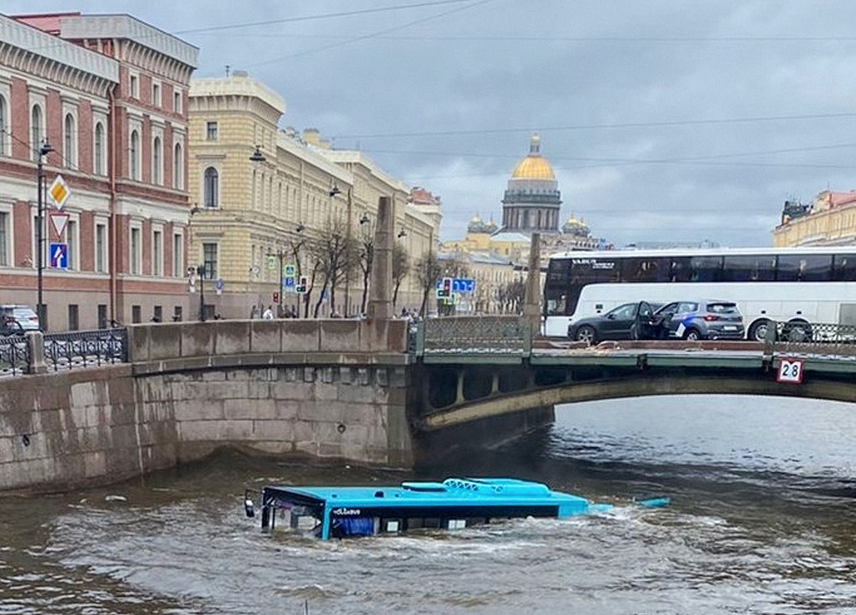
[36,138,54,331]
[196,264,207,321]
[249,144,266,163]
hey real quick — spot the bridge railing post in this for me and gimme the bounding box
[763,320,776,362]
[26,331,46,374]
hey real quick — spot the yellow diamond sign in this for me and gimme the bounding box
[48,174,70,210]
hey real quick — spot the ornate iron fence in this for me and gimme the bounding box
[417,316,531,356]
[44,328,128,371]
[0,335,30,376]
[766,321,856,360]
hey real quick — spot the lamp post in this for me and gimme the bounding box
[36,139,54,331]
[196,264,206,322]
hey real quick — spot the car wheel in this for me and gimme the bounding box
[575,325,597,345]
[683,328,702,341]
[748,319,772,342]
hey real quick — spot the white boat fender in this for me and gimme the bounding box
[104,495,127,503]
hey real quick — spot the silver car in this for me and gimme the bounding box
[0,305,39,335]
[650,300,744,340]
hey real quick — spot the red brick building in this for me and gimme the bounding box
[0,12,197,330]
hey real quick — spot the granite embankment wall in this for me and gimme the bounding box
[0,319,412,492]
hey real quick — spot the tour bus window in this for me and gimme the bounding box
[776,254,832,281]
[832,254,856,281]
[620,257,672,282]
[545,290,567,316]
[668,257,692,282]
[689,256,723,282]
[722,256,776,282]
[546,258,570,285]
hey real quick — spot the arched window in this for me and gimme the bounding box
[31,105,42,161]
[204,167,219,208]
[152,136,162,185]
[0,95,6,156]
[129,130,139,180]
[64,113,75,168]
[94,123,104,174]
[173,142,183,189]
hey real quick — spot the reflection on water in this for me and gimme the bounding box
[1,395,855,614]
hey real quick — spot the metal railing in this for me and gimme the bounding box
[415,316,532,356]
[0,335,30,376]
[43,328,128,371]
[766,321,856,360]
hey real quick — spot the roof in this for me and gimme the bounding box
[490,231,531,243]
[510,133,556,180]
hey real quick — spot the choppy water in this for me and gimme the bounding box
[1,395,855,614]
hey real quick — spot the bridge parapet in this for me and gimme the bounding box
[414,316,532,359]
[767,321,856,360]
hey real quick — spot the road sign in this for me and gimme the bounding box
[267,255,275,270]
[284,277,295,292]
[49,212,69,238]
[49,242,68,269]
[48,174,70,210]
[214,278,223,296]
[777,358,804,384]
[284,264,296,277]
[465,279,475,293]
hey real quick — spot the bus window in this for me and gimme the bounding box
[832,254,856,281]
[545,290,567,316]
[546,258,570,285]
[722,256,776,282]
[776,254,832,281]
[668,257,692,282]
[620,257,672,282]
[689,256,723,282]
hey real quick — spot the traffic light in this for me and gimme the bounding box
[296,276,308,294]
[273,292,280,304]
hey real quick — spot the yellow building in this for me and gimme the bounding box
[188,72,439,318]
[773,190,856,247]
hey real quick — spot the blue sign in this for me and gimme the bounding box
[451,278,476,293]
[49,242,68,269]
[214,278,224,292]
[465,279,475,293]
[284,277,295,292]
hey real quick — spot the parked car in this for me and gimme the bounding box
[568,301,660,344]
[0,305,39,336]
[649,300,744,340]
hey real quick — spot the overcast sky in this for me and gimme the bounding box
[9,0,856,247]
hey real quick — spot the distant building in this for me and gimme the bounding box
[773,190,856,247]
[500,133,562,235]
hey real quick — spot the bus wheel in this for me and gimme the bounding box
[783,320,811,342]
[748,319,772,342]
[575,325,597,345]
[683,328,702,341]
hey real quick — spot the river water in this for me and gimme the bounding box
[1,395,855,614]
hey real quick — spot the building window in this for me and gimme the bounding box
[153,229,163,276]
[130,226,141,275]
[67,304,79,331]
[95,222,107,273]
[206,121,218,141]
[152,136,162,185]
[94,123,105,175]
[129,74,138,98]
[152,83,160,107]
[97,304,107,329]
[132,305,141,323]
[0,95,6,156]
[129,130,139,180]
[173,142,183,189]
[0,211,7,267]
[63,113,75,168]
[173,232,183,277]
[202,242,218,280]
[153,305,163,323]
[67,219,77,270]
[31,105,43,161]
[173,90,182,113]
[173,305,183,322]
[203,167,219,208]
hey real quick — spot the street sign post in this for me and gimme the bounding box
[284,277,295,292]
[284,264,296,277]
[214,278,223,296]
[49,212,69,238]
[48,174,70,210]
[777,358,804,384]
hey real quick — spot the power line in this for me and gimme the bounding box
[243,0,494,68]
[175,0,478,34]
[332,111,856,140]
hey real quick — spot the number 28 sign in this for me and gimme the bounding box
[777,358,804,384]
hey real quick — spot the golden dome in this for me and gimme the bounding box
[511,133,556,180]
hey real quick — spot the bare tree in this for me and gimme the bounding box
[309,219,355,317]
[391,242,410,312]
[499,279,526,314]
[414,250,442,318]
[356,225,374,315]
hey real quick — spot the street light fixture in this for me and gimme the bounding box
[249,144,266,163]
[328,184,342,197]
[359,213,370,225]
[36,138,54,331]
[397,229,408,238]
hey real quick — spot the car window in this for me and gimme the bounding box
[707,302,738,314]
[677,302,698,313]
[608,303,637,320]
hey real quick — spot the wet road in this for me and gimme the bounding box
[1,394,855,614]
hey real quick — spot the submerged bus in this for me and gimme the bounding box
[542,247,856,340]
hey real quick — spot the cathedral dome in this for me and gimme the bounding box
[510,133,556,181]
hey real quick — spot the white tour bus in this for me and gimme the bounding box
[542,247,856,341]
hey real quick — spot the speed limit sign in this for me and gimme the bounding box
[776,358,804,384]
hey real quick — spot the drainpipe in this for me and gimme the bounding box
[108,86,118,325]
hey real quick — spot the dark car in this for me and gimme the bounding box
[568,301,660,344]
[649,300,744,340]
